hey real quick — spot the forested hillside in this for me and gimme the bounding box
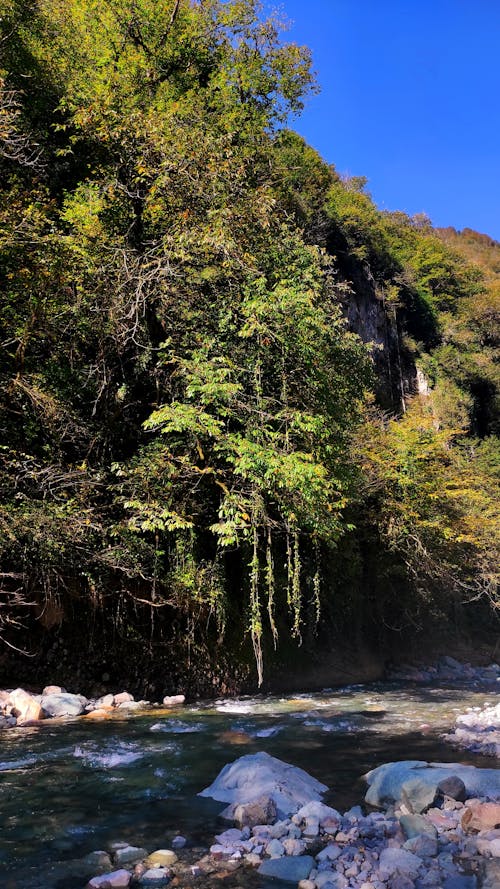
[0,0,498,693]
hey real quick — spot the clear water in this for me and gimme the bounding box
[1,681,498,887]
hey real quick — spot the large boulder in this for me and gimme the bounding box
[41,692,87,718]
[365,761,500,808]
[8,688,42,724]
[199,752,328,820]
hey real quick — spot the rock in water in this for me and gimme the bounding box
[8,688,42,724]
[258,855,314,882]
[41,692,87,718]
[86,871,131,888]
[199,752,327,819]
[364,761,500,808]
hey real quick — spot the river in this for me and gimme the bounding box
[1,680,498,887]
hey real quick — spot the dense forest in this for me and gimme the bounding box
[0,0,498,694]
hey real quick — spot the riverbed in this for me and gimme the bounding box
[1,680,499,887]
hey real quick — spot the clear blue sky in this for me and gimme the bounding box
[274,0,500,239]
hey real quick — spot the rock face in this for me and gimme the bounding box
[41,692,87,718]
[365,761,500,808]
[8,688,42,724]
[199,752,328,819]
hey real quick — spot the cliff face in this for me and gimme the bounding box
[326,239,418,414]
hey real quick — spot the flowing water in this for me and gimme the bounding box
[1,680,499,887]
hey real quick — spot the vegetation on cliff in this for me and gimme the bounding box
[0,0,498,687]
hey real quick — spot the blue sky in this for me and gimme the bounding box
[275,0,500,239]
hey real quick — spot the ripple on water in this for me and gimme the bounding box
[149,720,206,733]
[73,742,145,768]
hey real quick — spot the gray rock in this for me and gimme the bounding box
[82,851,113,869]
[401,778,438,814]
[404,834,438,857]
[379,847,422,879]
[266,839,285,858]
[139,869,171,886]
[438,776,467,802]
[443,877,477,889]
[171,836,186,849]
[113,845,147,865]
[365,761,500,808]
[258,855,314,883]
[479,859,500,888]
[86,872,131,888]
[199,752,327,819]
[41,692,87,718]
[400,815,438,840]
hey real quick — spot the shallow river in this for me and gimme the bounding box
[1,680,498,887]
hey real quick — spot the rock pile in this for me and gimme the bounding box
[0,686,185,728]
[444,702,500,759]
[387,657,500,685]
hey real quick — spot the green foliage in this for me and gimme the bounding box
[0,0,497,678]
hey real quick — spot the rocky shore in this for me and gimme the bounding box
[75,753,500,889]
[387,658,500,686]
[0,685,185,728]
[444,702,500,759]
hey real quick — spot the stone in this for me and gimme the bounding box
[295,801,342,827]
[96,694,115,709]
[365,761,500,808]
[401,778,438,814]
[480,859,500,889]
[283,838,306,856]
[199,752,328,819]
[442,877,477,889]
[215,828,243,846]
[266,839,285,858]
[163,695,185,707]
[8,688,42,724]
[438,776,467,802]
[399,815,438,840]
[404,834,438,857]
[379,847,422,879]
[41,692,86,718]
[82,851,113,869]
[303,818,319,837]
[231,795,278,827]
[298,881,316,889]
[86,871,131,888]
[113,845,148,865]
[389,878,415,889]
[316,844,341,862]
[85,709,112,720]
[139,869,171,886]
[171,836,186,849]
[245,852,262,866]
[113,691,134,705]
[144,851,178,868]
[258,855,315,882]
[42,685,64,695]
[461,803,500,832]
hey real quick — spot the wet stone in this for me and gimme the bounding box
[113,845,148,865]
